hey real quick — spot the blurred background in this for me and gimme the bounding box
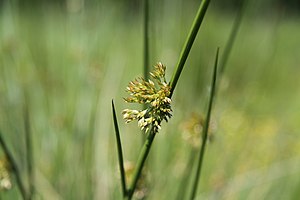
[0,0,300,199]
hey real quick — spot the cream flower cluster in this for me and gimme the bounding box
[122,62,172,133]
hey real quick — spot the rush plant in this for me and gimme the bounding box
[112,0,217,199]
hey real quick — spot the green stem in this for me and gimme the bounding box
[0,131,28,200]
[142,0,150,143]
[189,48,219,199]
[170,0,211,96]
[219,0,248,76]
[126,132,156,200]
[112,100,127,197]
[125,1,212,198]
[143,0,150,81]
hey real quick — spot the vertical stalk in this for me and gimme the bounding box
[170,0,211,96]
[219,0,248,76]
[189,48,219,199]
[112,100,127,197]
[143,0,150,81]
[0,131,28,200]
[126,132,156,200]
[125,0,212,199]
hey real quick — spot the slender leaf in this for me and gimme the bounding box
[189,48,219,199]
[219,0,248,76]
[170,0,211,96]
[112,100,127,197]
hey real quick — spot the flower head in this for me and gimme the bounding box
[122,62,172,133]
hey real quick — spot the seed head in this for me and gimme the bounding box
[122,62,172,133]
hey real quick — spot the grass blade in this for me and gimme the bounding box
[112,100,127,197]
[0,130,28,200]
[170,0,211,96]
[143,0,150,81]
[219,0,248,76]
[189,48,219,199]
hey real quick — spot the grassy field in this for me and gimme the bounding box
[1,1,300,199]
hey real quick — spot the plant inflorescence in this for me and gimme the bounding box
[122,62,172,133]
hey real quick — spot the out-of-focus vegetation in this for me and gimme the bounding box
[0,0,300,199]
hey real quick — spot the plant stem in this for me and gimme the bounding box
[189,48,219,200]
[170,0,211,96]
[126,132,156,200]
[219,0,248,76]
[112,100,127,197]
[143,0,150,81]
[0,131,28,200]
[125,1,212,198]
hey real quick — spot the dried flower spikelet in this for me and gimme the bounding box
[122,62,172,133]
[0,157,12,191]
[124,161,150,199]
[180,113,217,148]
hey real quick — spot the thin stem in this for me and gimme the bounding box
[126,132,156,200]
[0,131,28,200]
[143,0,150,81]
[112,100,127,197]
[219,0,248,76]
[125,1,212,198]
[189,48,219,199]
[24,100,34,200]
[170,0,211,96]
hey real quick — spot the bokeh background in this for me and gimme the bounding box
[0,0,300,199]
